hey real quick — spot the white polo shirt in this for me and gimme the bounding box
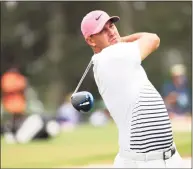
[92,41,173,153]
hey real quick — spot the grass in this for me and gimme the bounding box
[1,122,191,168]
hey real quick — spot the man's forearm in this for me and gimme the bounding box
[121,32,152,42]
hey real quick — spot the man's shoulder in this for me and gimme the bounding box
[105,42,127,50]
[106,42,139,55]
[92,42,140,66]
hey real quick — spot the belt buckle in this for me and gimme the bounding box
[163,147,176,160]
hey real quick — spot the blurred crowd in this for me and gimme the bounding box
[1,63,191,144]
[162,64,191,118]
[0,67,111,144]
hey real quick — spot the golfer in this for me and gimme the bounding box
[80,10,183,168]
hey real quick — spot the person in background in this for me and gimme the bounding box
[3,113,60,144]
[89,100,110,127]
[56,93,80,131]
[1,67,60,144]
[162,64,191,117]
[1,67,27,134]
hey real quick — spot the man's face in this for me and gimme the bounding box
[172,75,186,87]
[87,21,121,51]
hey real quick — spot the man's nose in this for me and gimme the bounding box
[108,28,114,36]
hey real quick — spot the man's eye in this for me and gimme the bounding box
[110,24,114,28]
[102,29,107,33]
[98,30,103,34]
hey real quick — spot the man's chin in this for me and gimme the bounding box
[110,40,119,45]
[111,38,122,45]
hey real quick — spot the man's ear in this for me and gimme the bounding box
[86,36,96,47]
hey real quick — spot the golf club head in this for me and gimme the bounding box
[71,91,94,112]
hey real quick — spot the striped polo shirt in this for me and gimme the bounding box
[130,80,173,153]
[92,41,174,154]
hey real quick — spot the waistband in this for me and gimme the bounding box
[119,146,176,161]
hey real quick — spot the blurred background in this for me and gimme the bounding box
[1,1,192,168]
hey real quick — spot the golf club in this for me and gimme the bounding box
[71,59,94,112]
[73,59,93,94]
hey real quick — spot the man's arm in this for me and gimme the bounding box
[121,32,147,42]
[121,32,160,61]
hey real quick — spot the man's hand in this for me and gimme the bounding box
[165,92,178,105]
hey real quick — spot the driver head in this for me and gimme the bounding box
[71,91,94,112]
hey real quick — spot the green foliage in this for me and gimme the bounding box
[1,1,192,110]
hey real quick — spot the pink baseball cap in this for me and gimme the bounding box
[81,10,120,38]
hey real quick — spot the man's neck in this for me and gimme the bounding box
[93,47,102,54]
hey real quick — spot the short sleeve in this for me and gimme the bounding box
[118,41,141,65]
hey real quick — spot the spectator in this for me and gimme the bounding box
[89,109,110,127]
[1,67,61,144]
[3,113,60,144]
[89,100,111,127]
[162,64,191,117]
[56,93,80,131]
[1,67,27,133]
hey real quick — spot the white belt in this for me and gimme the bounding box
[119,146,176,161]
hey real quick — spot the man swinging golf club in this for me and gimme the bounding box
[72,10,184,168]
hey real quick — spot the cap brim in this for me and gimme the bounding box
[109,16,120,23]
[92,16,120,36]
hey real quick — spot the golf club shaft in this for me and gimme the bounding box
[73,59,93,94]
